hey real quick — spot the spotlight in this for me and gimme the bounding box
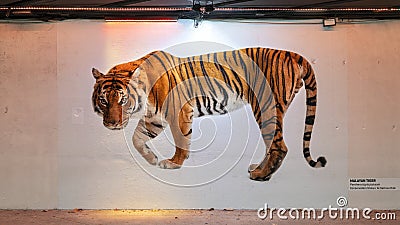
[192,1,214,13]
[192,3,201,12]
[205,4,214,13]
[192,1,201,12]
[323,18,336,27]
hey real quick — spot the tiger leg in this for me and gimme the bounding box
[159,104,193,169]
[132,115,166,165]
[249,128,288,181]
[249,107,288,181]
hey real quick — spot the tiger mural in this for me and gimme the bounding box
[92,47,326,181]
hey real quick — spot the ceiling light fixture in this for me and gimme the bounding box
[105,17,178,22]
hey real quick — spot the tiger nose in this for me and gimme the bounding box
[103,119,123,130]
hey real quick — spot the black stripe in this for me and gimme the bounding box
[255,48,261,65]
[183,62,195,98]
[306,95,317,106]
[163,95,169,119]
[176,61,192,101]
[303,65,312,81]
[288,57,296,99]
[305,115,315,125]
[151,122,164,129]
[184,128,192,137]
[248,48,255,63]
[281,53,289,106]
[199,61,220,103]
[196,97,204,117]
[160,51,176,71]
[230,77,241,98]
[262,132,275,140]
[255,104,263,123]
[196,72,210,115]
[260,117,275,129]
[274,137,283,143]
[153,89,159,114]
[211,97,221,113]
[256,76,267,104]
[303,132,312,141]
[244,49,255,88]
[217,64,234,93]
[230,50,237,67]
[303,147,311,158]
[142,128,157,139]
[164,71,177,118]
[309,160,317,167]
[268,50,281,95]
[259,48,268,74]
[317,157,327,167]
[213,78,229,108]
[260,93,274,113]
[152,53,169,75]
[223,51,228,65]
[305,87,317,92]
[237,50,247,79]
[126,83,136,96]
[202,67,218,97]
[204,96,213,114]
[186,60,196,79]
[276,102,284,113]
[231,70,244,99]
[298,56,303,65]
[275,122,283,132]
[102,83,124,90]
[270,148,287,155]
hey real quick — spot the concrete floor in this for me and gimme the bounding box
[0,209,397,225]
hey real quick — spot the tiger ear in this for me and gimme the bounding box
[92,68,104,79]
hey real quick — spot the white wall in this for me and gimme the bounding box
[0,19,399,209]
[0,23,58,209]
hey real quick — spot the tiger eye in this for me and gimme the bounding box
[120,96,128,105]
[99,97,108,106]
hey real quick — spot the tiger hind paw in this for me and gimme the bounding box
[158,159,182,169]
[248,164,272,181]
[248,164,259,172]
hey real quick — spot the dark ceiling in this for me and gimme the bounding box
[1,0,400,21]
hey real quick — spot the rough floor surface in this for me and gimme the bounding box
[0,209,397,225]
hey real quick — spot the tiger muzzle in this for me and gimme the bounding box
[103,120,125,130]
[103,112,127,130]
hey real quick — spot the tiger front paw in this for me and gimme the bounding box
[158,159,182,169]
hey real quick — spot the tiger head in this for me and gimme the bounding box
[92,66,146,130]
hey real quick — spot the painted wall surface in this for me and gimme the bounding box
[0,24,58,209]
[0,19,399,209]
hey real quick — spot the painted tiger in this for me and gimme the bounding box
[92,47,326,181]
